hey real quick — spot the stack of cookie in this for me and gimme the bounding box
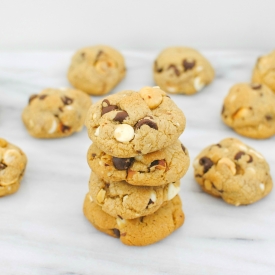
[83,86,190,246]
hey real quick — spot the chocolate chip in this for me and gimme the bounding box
[94,50,104,65]
[140,217,144,222]
[114,111,129,123]
[247,155,253,163]
[39,95,48,100]
[168,64,180,76]
[147,199,154,206]
[29,94,38,104]
[181,144,186,153]
[112,157,134,170]
[135,119,158,130]
[234,151,246,160]
[221,105,225,114]
[154,61,163,73]
[199,157,214,173]
[117,215,123,220]
[101,99,118,116]
[216,144,222,148]
[81,52,85,58]
[61,96,73,105]
[61,124,71,133]
[195,174,202,178]
[92,153,96,157]
[149,160,159,167]
[0,163,7,170]
[266,115,272,121]
[183,59,196,71]
[112,228,120,238]
[251,83,262,90]
[58,107,63,112]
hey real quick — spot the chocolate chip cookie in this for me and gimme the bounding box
[221,83,275,139]
[83,193,184,246]
[88,172,181,219]
[0,138,27,197]
[22,88,92,138]
[153,47,215,95]
[87,140,189,186]
[193,138,273,206]
[252,50,275,93]
[67,45,126,95]
[85,86,186,157]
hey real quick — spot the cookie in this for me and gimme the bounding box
[88,172,181,219]
[22,88,92,138]
[0,138,27,197]
[87,140,190,186]
[83,193,184,246]
[193,138,273,206]
[85,86,186,157]
[221,83,275,139]
[252,50,275,93]
[153,47,215,95]
[67,45,126,95]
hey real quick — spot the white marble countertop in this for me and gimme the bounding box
[0,50,275,275]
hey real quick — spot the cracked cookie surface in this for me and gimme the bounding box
[88,172,181,219]
[221,83,275,139]
[0,138,27,197]
[22,88,92,138]
[252,50,275,93]
[67,45,126,95]
[153,47,215,95]
[87,140,189,186]
[85,86,186,157]
[83,193,184,246]
[193,138,272,206]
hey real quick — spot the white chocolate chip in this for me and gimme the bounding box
[3,149,21,165]
[93,113,97,120]
[114,124,134,142]
[196,66,203,72]
[96,189,106,204]
[59,87,67,91]
[218,158,236,175]
[167,183,180,200]
[166,86,177,93]
[246,167,256,174]
[194,77,205,91]
[259,183,265,191]
[248,149,264,159]
[99,161,104,166]
[150,191,157,203]
[65,105,73,110]
[89,195,93,202]
[116,216,126,228]
[152,86,160,89]
[229,94,237,102]
[94,126,100,137]
[238,144,248,152]
[123,195,129,203]
[48,120,57,134]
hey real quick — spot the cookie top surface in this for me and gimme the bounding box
[87,140,190,186]
[85,86,186,157]
[252,50,275,92]
[22,88,92,138]
[222,83,275,139]
[67,45,126,95]
[83,193,184,246]
[0,138,27,196]
[88,172,181,219]
[193,138,273,206]
[153,47,215,95]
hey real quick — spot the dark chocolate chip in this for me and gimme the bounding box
[112,157,134,170]
[183,59,196,71]
[0,163,7,170]
[247,155,253,163]
[168,64,180,76]
[216,144,222,148]
[135,119,158,130]
[181,144,186,153]
[154,61,163,73]
[234,151,246,160]
[140,217,144,222]
[61,124,71,133]
[58,107,63,112]
[112,228,120,238]
[117,215,123,220]
[266,115,272,121]
[251,83,262,90]
[94,50,103,64]
[221,105,225,114]
[149,160,159,167]
[61,96,73,105]
[199,157,214,173]
[114,111,129,123]
[39,95,48,100]
[137,150,142,154]
[195,174,202,178]
[92,153,96,157]
[147,199,154,206]
[101,99,118,116]
[29,94,38,104]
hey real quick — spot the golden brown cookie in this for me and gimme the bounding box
[87,140,189,186]
[252,50,275,93]
[0,138,27,197]
[83,193,184,246]
[85,86,186,157]
[193,138,273,206]
[221,83,275,139]
[153,47,215,95]
[22,88,92,138]
[67,45,126,95]
[88,172,181,219]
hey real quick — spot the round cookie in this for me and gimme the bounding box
[221,83,275,139]
[85,86,186,157]
[193,138,273,206]
[88,172,181,219]
[87,140,190,186]
[22,88,92,138]
[0,138,27,197]
[67,45,126,95]
[252,50,275,93]
[153,47,215,95]
[83,193,184,246]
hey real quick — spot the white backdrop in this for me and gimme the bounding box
[1,0,275,51]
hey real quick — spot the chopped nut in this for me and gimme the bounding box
[94,126,100,137]
[139,86,163,109]
[167,183,180,200]
[96,189,106,203]
[218,157,236,175]
[232,108,250,119]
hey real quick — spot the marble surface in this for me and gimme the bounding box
[0,50,275,275]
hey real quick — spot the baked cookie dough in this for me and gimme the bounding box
[67,45,126,95]
[0,138,27,197]
[153,47,215,95]
[22,88,92,138]
[85,86,186,157]
[193,138,272,206]
[221,83,275,139]
[252,50,275,93]
[87,140,190,186]
[83,193,184,246]
[88,172,181,219]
